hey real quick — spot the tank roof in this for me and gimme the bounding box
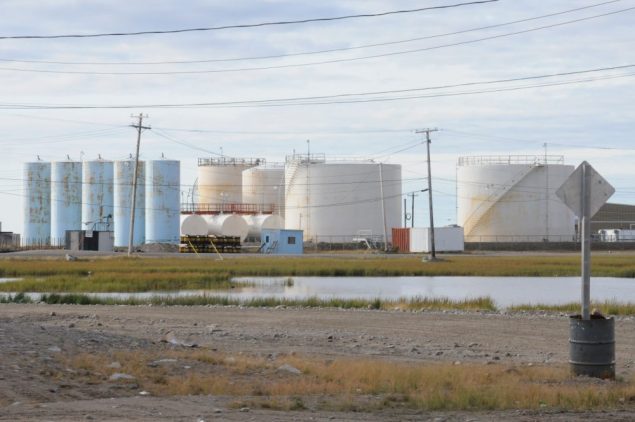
[458,155,565,166]
[198,157,264,167]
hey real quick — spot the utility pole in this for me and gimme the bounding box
[128,113,150,256]
[416,128,439,261]
[410,189,429,228]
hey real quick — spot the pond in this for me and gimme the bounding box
[2,276,635,308]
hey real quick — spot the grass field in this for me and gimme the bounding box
[64,349,635,411]
[0,254,634,294]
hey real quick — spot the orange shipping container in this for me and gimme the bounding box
[391,228,410,253]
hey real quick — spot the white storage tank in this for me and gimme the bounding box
[284,155,402,242]
[50,160,82,242]
[242,165,285,213]
[197,157,262,205]
[82,159,114,231]
[23,161,51,245]
[146,159,180,244]
[457,155,576,242]
[204,214,249,242]
[180,214,208,236]
[113,160,145,247]
[244,214,285,238]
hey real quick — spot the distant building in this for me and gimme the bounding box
[591,203,635,233]
[261,229,303,255]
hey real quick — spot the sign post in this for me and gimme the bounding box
[555,161,615,378]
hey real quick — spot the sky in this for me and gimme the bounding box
[1,0,634,233]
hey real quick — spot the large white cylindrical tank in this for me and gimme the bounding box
[23,161,51,245]
[285,159,402,242]
[180,214,208,236]
[204,214,249,241]
[50,161,82,242]
[146,159,180,244]
[82,159,114,231]
[457,156,576,242]
[113,160,145,247]
[197,157,261,205]
[242,165,285,212]
[244,214,285,238]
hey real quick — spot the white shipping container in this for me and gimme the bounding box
[409,227,464,253]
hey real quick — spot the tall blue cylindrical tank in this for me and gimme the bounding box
[114,160,145,247]
[82,159,114,231]
[51,161,82,242]
[23,161,51,245]
[145,159,180,244]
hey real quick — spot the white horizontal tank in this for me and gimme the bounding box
[244,214,285,238]
[146,159,180,244]
[51,160,82,242]
[284,155,402,242]
[23,161,51,245]
[82,159,114,231]
[113,160,145,247]
[457,155,576,242]
[197,157,262,205]
[180,214,208,236]
[242,165,285,214]
[204,214,249,241]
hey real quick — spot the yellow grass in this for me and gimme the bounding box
[62,349,635,412]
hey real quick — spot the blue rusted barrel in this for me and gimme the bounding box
[569,315,615,379]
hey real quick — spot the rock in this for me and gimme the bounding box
[492,356,501,361]
[107,362,121,369]
[327,335,334,342]
[239,407,250,412]
[160,331,197,348]
[68,323,75,328]
[213,408,222,414]
[468,342,478,348]
[453,361,461,365]
[435,351,444,356]
[47,346,62,353]
[277,364,302,375]
[139,391,151,396]
[50,311,56,317]
[109,373,136,381]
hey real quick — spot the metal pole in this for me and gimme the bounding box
[411,192,415,228]
[379,163,388,251]
[403,197,407,227]
[128,114,150,256]
[581,162,591,320]
[426,132,436,260]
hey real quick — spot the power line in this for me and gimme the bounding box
[0,6,630,76]
[0,1,498,41]
[0,63,632,110]
[0,0,620,66]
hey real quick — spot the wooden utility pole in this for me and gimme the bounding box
[128,114,150,256]
[416,128,439,261]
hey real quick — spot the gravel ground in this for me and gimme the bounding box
[2,304,635,421]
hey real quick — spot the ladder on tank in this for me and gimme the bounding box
[463,165,537,235]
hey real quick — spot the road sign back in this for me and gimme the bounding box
[555,161,614,218]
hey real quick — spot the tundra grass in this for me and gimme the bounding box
[14,293,496,312]
[509,300,635,316]
[63,349,635,411]
[0,255,635,293]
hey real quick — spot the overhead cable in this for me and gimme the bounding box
[0,1,498,40]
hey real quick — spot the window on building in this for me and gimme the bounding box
[287,236,296,245]
[265,235,270,243]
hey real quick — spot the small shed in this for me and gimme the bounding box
[261,229,303,254]
[392,226,464,253]
[65,230,114,252]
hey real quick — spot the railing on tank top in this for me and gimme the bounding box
[180,203,278,215]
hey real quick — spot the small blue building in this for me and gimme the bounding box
[261,229,303,255]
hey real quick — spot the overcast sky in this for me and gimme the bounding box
[1,0,634,233]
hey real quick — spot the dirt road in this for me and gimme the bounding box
[2,304,635,421]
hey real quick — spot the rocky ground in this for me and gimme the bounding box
[2,304,635,421]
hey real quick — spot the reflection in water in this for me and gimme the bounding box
[2,276,635,308]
